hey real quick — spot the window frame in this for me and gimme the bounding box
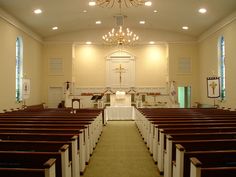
[218,36,226,100]
[16,37,23,102]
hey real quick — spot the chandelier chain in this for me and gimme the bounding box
[99,0,147,46]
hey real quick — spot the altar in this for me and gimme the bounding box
[110,92,131,106]
[105,106,134,120]
[105,92,135,121]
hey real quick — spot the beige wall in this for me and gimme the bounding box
[74,44,168,88]
[130,45,168,87]
[168,43,199,106]
[42,43,73,104]
[0,17,42,111]
[74,45,107,87]
[43,40,199,107]
[198,19,236,109]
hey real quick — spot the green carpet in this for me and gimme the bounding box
[83,121,161,177]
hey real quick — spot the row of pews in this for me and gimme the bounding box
[0,107,104,177]
[135,108,236,177]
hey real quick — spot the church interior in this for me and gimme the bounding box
[0,0,235,110]
[0,0,236,177]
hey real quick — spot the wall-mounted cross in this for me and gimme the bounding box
[115,64,126,86]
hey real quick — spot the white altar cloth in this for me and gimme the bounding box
[110,94,131,107]
[105,106,135,120]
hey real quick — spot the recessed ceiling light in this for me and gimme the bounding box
[198,8,207,14]
[34,9,42,14]
[52,26,58,30]
[149,41,155,44]
[182,26,189,30]
[86,41,92,45]
[145,1,152,6]
[96,21,101,24]
[154,10,158,13]
[83,10,87,13]
[89,1,96,6]
[139,21,146,24]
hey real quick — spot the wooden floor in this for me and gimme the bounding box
[83,121,161,177]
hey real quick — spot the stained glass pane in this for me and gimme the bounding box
[220,36,226,100]
[16,37,23,102]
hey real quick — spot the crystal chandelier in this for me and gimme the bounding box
[95,0,151,8]
[102,26,139,46]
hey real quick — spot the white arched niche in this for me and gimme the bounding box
[106,50,135,88]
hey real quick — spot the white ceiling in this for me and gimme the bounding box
[0,0,235,38]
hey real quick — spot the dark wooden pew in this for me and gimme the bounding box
[0,107,104,176]
[155,123,236,173]
[0,114,104,143]
[0,117,103,146]
[136,107,236,143]
[135,107,236,177]
[0,158,56,177]
[0,127,85,175]
[177,150,236,177]
[0,153,59,177]
[190,157,236,177]
[0,141,71,177]
[156,127,236,167]
[0,108,103,124]
[147,118,236,156]
[149,118,236,144]
[173,140,236,177]
[164,133,236,177]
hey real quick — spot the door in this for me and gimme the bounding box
[178,86,191,108]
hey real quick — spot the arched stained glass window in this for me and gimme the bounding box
[219,36,226,100]
[16,37,23,102]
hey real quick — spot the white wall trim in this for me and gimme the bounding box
[0,7,43,43]
[167,41,197,44]
[44,41,75,45]
[198,10,236,42]
[45,40,197,45]
[74,86,168,94]
[75,86,167,89]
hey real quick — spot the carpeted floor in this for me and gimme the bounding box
[82,121,161,177]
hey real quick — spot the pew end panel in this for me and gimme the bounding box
[60,144,71,177]
[157,128,165,174]
[164,135,173,177]
[175,144,185,177]
[44,158,57,177]
[190,157,202,177]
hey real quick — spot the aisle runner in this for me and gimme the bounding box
[83,121,161,177]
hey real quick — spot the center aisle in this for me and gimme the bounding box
[83,121,161,177]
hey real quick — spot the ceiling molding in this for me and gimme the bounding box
[43,41,74,45]
[44,40,196,46]
[0,7,43,43]
[167,41,197,44]
[198,10,236,42]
